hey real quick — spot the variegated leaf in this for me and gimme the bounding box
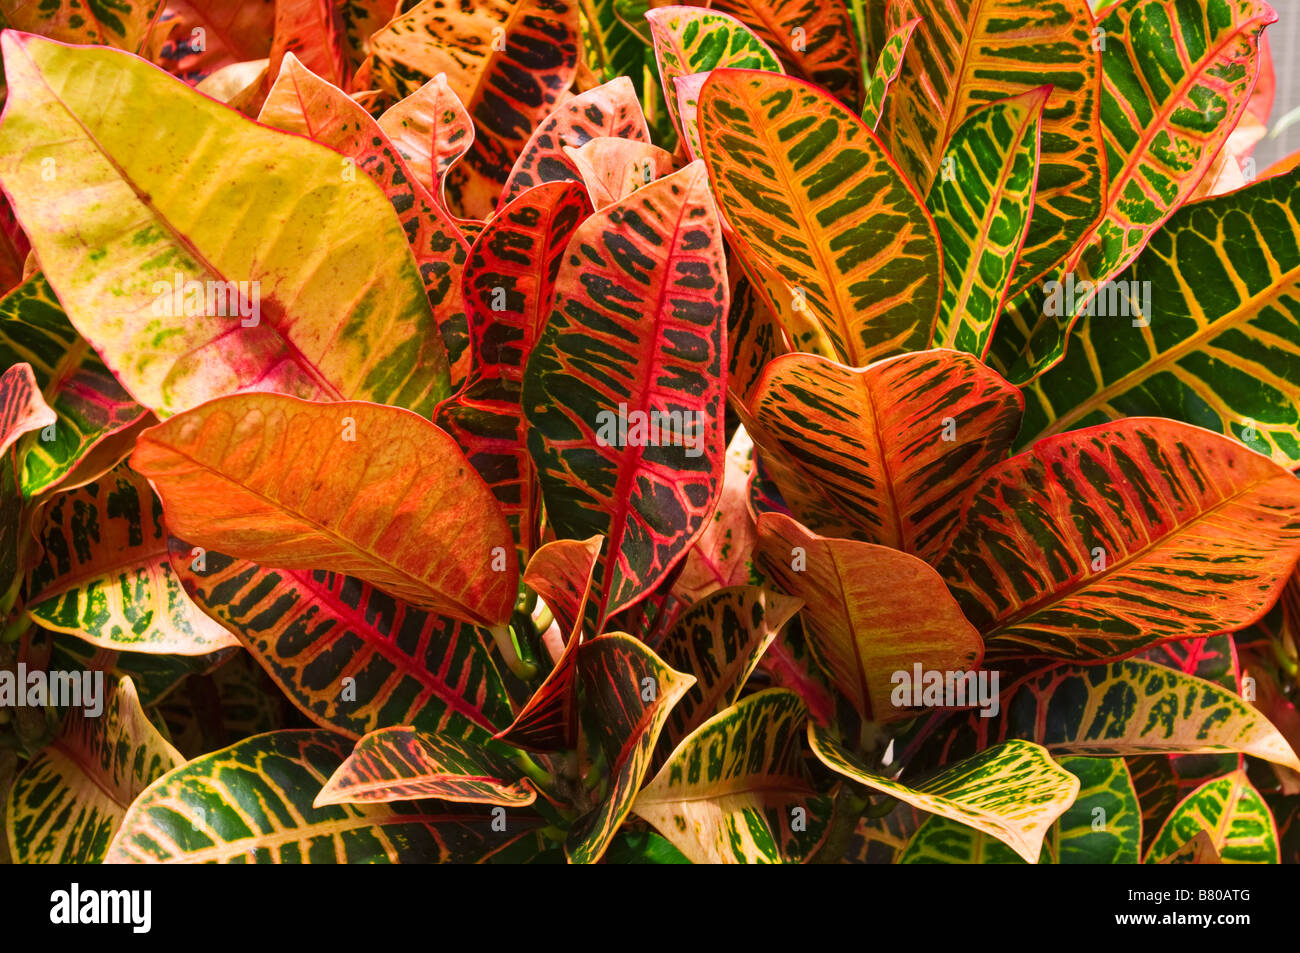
[0,0,163,51]
[364,0,580,218]
[314,726,536,807]
[936,418,1300,661]
[169,542,516,744]
[634,688,830,863]
[1145,770,1279,863]
[377,72,475,210]
[105,730,543,862]
[5,676,182,864]
[564,137,677,210]
[565,634,693,864]
[700,69,941,366]
[756,513,983,723]
[882,0,1103,295]
[522,161,727,623]
[0,34,449,418]
[925,90,1046,358]
[810,727,1079,864]
[1019,166,1300,467]
[656,586,801,750]
[743,349,1023,558]
[25,463,238,655]
[501,77,650,205]
[860,17,918,131]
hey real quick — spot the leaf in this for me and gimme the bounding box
[565,137,677,210]
[742,349,1023,558]
[991,0,1277,384]
[882,0,1104,295]
[810,727,1079,864]
[151,0,276,81]
[645,5,782,141]
[314,726,535,807]
[699,69,941,366]
[105,730,541,862]
[0,0,163,51]
[581,0,647,85]
[131,393,517,627]
[599,829,690,863]
[670,432,759,605]
[860,17,918,131]
[634,688,829,863]
[495,535,601,751]
[377,72,475,211]
[436,181,593,558]
[1144,770,1279,863]
[522,161,728,622]
[914,658,1300,772]
[5,676,182,864]
[1128,753,1180,853]
[169,543,516,743]
[25,463,238,655]
[0,361,54,458]
[365,0,581,218]
[0,33,449,418]
[501,77,650,206]
[756,513,983,723]
[707,0,861,105]
[44,627,233,708]
[268,0,350,89]
[1019,166,1300,467]
[935,418,1300,661]
[899,755,1141,863]
[656,586,801,749]
[258,52,473,390]
[565,633,694,864]
[0,274,147,499]
[925,90,1046,358]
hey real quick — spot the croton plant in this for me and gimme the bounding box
[0,0,1296,866]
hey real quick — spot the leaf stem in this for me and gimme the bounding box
[490,624,538,681]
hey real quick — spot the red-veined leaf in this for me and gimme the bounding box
[151,0,275,81]
[377,72,475,212]
[268,0,349,89]
[565,137,677,210]
[522,161,728,623]
[670,432,759,605]
[168,541,517,743]
[0,361,54,458]
[860,17,918,131]
[435,181,593,557]
[314,726,535,807]
[501,76,649,206]
[936,418,1300,661]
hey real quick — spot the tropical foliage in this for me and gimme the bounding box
[0,0,1298,865]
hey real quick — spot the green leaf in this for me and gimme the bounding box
[810,726,1080,864]
[860,16,917,131]
[925,90,1045,358]
[634,688,830,863]
[105,730,543,862]
[5,676,182,863]
[1144,770,1279,863]
[0,274,147,499]
[25,463,239,655]
[1019,166,1300,467]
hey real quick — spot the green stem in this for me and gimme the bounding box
[490,624,537,681]
[812,785,872,864]
[849,0,872,86]
[533,604,554,636]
